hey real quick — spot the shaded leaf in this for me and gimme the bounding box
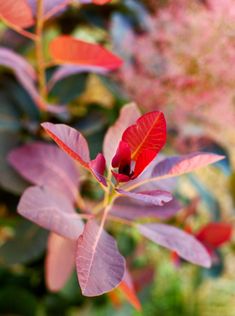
[76,219,125,296]
[18,186,83,240]
[0,0,34,28]
[0,219,48,265]
[116,189,173,206]
[0,132,28,194]
[152,153,225,179]
[48,65,108,91]
[111,197,181,220]
[137,223,211,267]
[46,233,76,292]
[8,142,80,202]
[49,35,123,70]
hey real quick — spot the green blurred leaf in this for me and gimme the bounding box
[0,219,48,265]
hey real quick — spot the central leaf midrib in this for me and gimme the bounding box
[131,114,160,160]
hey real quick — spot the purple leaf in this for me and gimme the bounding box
[46,232,76,291]
[111,197,181,220]
[8,142,79,202]
[26,0,69,17]
[116,189,173,206]
[103,103,141,167]
[48,65,108,91]
[41,122,107,186]
[76,219,125,296]
[41,122,90,166]
[137,223,211,268]
[152,152,225,179]
[18,186,83,240]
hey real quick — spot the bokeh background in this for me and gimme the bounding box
[0,0,235,315]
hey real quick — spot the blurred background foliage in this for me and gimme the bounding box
[0,0,235,315]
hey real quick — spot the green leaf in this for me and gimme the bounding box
[0,219,48,265]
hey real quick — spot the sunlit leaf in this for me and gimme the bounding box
[49,35,123,70]
[0,0,34,28]
[76,219,125,296]
[46,233,76,291]
[138,223,211,267]
[18,186,83,240]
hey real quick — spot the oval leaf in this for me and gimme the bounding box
[76,219,125,296]
[152,153,225,179]
[18,186,83,240]
[137,223,211,268]
[0,0,34,28]
[49,35,123,70]
[8,142,80,202]
[46,233,76,292]
[116,189,173,206]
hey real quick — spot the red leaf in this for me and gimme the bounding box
[138,223,211,268]
[8,142,80,203]
[152,153,225,179]
[46,233,76,291]
[18,186,83,240]
[93,0,112,4]
[122,111,166,177]
[196,222,233,248]
[103,103,141,166]
[76,219,125,296]
[118,270,142,311]
[49,35,123,70]
[0,0,34,28]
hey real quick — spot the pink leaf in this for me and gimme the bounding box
[111,197,181,220]
[49,35,123,70]
[8,142,79,202]
[76,219,125,296]
[41,123,107,186]
[41,123,90,168]
[46,233,76,291]
[18,186,83,240]
[103,103,141,167]
[138,223,211,267]
[152,152,225,179]
[116,189,173,206]
[0,0,34,29]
